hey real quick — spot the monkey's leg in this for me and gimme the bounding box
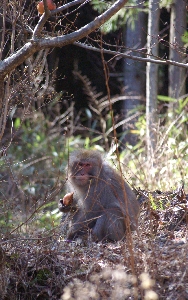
[92,209,126,242]
[67,210,93,240]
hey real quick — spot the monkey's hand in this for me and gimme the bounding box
[58,192,76,213]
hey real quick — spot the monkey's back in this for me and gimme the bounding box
[98,163,139,230]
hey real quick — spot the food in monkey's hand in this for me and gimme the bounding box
[58,192,75,213]
[63,192,74,206]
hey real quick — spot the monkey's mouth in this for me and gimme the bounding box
[73,175,91,185]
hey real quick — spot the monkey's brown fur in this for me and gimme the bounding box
[59,149,139,242]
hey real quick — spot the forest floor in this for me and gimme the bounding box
[0,187,187,300]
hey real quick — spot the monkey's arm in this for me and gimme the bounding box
[67,209,98,240]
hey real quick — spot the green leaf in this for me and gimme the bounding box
[157,95,176,102]
[14,118,21,129]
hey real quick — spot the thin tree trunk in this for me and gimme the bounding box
[0,77,6,143]
[123,1,147,145]
[146,0,160,160]
[168,0,186,101]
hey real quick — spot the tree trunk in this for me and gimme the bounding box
[168,0,186,101]
[0,76,6,144]
[146,0,160,159]
[123,1,147,145]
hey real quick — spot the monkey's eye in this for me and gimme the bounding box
[77,162,91,169]
[85,163,91,167]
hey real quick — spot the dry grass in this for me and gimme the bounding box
[0,187,187,300]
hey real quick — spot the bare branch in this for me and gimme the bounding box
[39,0,129,48]
[74,41,188,69]
[0,41,39,77]
[50,0,90,16]
[33,0,90,38]
[0,0,129,78]
[33,0,51,38]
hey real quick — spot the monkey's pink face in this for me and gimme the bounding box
[71,162,93,186]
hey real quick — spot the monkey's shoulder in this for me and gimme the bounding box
[102,163,130,186]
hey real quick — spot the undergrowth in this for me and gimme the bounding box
[0,88,187,299]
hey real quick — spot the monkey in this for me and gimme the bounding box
[58,149,140,242]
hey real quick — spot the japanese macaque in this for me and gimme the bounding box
[58,149,140,242]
